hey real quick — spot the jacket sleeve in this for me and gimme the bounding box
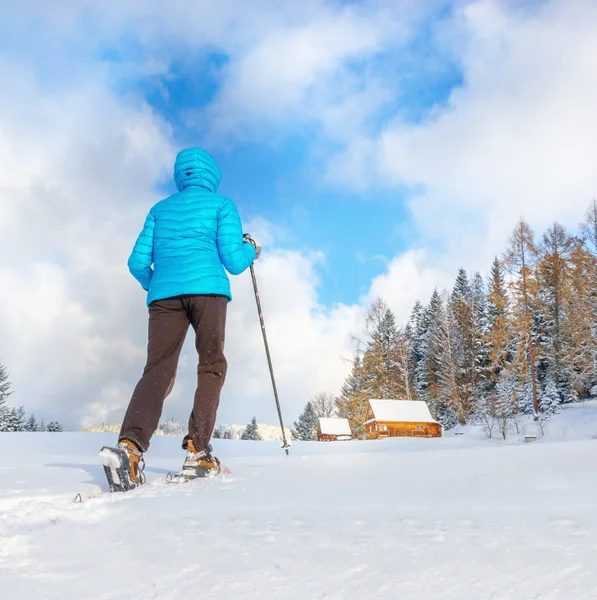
[216,198,256,275]
[127,210,155,290]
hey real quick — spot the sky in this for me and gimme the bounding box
[1,0,597,432]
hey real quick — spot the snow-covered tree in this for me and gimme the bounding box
[25,414,38,432]
[408,300,428,399]
[536,223,575,403]
[335,354,369,439]
[420,290,444,413]
[46,421,64,432]
[3,406,26,432]
[562,240,597,398]
[504,219,540,419]
[292,402,318,441]
[0,361,12,430]
[486,257,514,389]
[359,299,405,399]
[241,417,262,441]
[539,379,561,416]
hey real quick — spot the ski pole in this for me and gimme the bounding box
[249,263,290,455]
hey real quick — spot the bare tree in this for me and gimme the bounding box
[311,392,337,419]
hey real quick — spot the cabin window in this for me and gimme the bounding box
[415,425,423,431]
[381,425,388,431]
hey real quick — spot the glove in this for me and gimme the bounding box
[243,233,261,260]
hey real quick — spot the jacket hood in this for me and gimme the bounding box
[174,147,222,192]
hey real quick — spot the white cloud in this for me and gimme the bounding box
[0,54,362,431]
[3,0,596,435]
[366,249,455,321]
[371,0,597,272]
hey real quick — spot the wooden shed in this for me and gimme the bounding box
[317,418,352,441]
[365,399,443,439]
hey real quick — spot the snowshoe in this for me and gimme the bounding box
[99,439,146,493]
[177,441,221,480]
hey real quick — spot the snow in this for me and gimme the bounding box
[1,402,597,599]
[318,417,352,436]
[366,399,439,424]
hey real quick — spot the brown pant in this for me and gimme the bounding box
[119,295,228,453]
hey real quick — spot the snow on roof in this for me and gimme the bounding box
[318,418,352,436]
[366,400,439,424]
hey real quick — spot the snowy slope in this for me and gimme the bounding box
[1,403,597,599]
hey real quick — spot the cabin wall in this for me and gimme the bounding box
[366,421,442,439]
[318,433,352,442]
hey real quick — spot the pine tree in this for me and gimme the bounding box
[0,361,12,430]
[0,360,11,403]
[419,289,461,428]
[395,326,414,400]
[46,421,64,432]
[539,379,561,416]
[3,406,26,432]
[212,428,222,439]
[223,430,232,440]
[504,220,540,419]
[448,269,489,417]
[581,198,597,256]
[486,257,514,388]
[470,271,491,389]
[359,299,405,399]
[240,417,262,441]
[335,354,369,439]
[421,290,444,412]
[292,402,319,441]
[408,300,429,399]
[430,291,471,424]
[494,372,521,440]
[518,380,536,416]
[25,414,38,432]
[536,223,575,403]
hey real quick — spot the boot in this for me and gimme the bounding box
[180,440,221,479]
[99,439,146,492]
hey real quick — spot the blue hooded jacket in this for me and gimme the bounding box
[127,148,256,305]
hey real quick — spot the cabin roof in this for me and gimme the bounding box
[366,400,439,425]
[318,418,352,436]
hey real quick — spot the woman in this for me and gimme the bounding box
[100,147,260,492]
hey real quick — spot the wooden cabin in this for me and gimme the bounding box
[317,418,352,441]
[365,399,443,439]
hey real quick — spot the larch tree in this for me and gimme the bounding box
[563,239,597,395]
[504,220,540,419]
[536,223,575,402]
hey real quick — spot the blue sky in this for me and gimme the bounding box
[95,4,464,306]
[2,0,595,429]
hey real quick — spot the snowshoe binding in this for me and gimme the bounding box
[99,439,146,493]
[175,441,221,481]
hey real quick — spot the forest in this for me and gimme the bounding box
[334,200,597,438]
